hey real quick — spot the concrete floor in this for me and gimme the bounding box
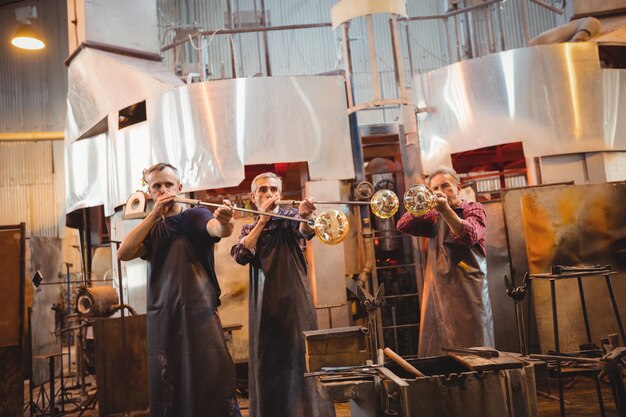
[24,373,621,417]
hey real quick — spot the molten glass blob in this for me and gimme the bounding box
[313,209,350,245]
[404,184,436,216]
[370,189,399,219]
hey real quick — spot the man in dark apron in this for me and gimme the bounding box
[230,172,335,417]
[397,166,494,358]
[117,163,240,417]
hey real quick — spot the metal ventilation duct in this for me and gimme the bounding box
[65,75,354,216]
[414,42,626,172]
[65,47,183,143]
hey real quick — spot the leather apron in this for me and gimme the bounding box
[417,212,495,358]
[247,218,335,417]
[147,237,237,417]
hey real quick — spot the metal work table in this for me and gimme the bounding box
[527,269,625,417]
[32,352,66,417]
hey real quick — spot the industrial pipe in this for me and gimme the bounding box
[529,17,601,46]
[0,131,64,141]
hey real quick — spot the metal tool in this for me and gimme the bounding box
[175,196,349,245]
[355,283,385,361]
[599,347,626,417]
[441,346,500,359]
[550,264,612,275]
[278,188,399,219]
[504,272,530,355]
[383,347,425,377]
[530,347,626,417]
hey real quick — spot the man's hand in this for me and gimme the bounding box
[207,199,235,238]
[258,196,279,223]
[214,199,234,225]
[148,190,178,220]
[433,191,449,213]
[298,197,316,219]
[119,191,177,261]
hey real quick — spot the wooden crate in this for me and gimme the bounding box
[303,326,370,372]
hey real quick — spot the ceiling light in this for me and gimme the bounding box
[11,6,46,51]
[11,22,45,50]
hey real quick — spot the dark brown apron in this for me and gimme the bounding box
[247,218,335,417]
[147,237,238,417]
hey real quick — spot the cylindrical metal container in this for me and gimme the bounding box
[77,286,119,317]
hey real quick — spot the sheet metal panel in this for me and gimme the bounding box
[68,75,353,215]
[305,180,351,329]
[106,122,152,213]
[0,227,23,347]
[28,236,63,386]
[501,184,573,353]
[233,76,354,179]
[145,81,246,200]
[110,215,147,318]
[539,154,588,184]
[166,76,354,178]
[502,187,537,352]
[0,225,24,415]
[111,76,352,212]
[65,48,183,143]
[414,43,626,173]
[483,201,517,352]
[69,0,160,55]
[65,133,108,213]
[520,182,626,353]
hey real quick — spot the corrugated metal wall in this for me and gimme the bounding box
[404,1,449,72]
[0,141,59,237]
[0,0,67,236]
[0,0,68,133]
[157,0,560,126]
[500,0,558,49]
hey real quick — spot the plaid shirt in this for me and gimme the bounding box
[396,199,486,256]
[230,207,314,265]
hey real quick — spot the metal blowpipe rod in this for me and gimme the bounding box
[278,199,370,206]
[174,197,310,224]
[279,189,400,220]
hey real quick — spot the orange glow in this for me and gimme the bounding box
[11,23,45,50]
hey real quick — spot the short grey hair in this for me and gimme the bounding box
[428,166,460,186]
[251,172,283,194]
